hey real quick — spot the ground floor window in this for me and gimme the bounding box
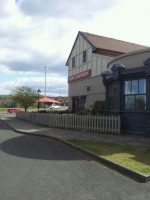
[72,96,86,112]
[124,79,146,110]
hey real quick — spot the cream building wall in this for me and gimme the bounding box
[68,34,113,111]
[107,48,150,70]
[68,35,113,77]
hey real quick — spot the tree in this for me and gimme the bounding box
[11,86,39,112]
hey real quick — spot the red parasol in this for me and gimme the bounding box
[37,97,62,104]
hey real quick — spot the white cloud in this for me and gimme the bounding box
[0,0,19,18]
[65,0,150,46]
[0,0,150,95]
[18,0,118,19]
[0,76,68,96]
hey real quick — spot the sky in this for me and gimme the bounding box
[0,0,150,96]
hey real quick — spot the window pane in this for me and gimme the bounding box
[109,97,117,110]
[132,80,138,94]
[125,95,135,110]
[83,50,86,63]
[136,95,146,110]
[109,84,117,97]
[139,79,146,94]
[124,81,131,94]
[72,57,75,68]
[111,85,117,97]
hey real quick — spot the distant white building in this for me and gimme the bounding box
[66,31,147,112]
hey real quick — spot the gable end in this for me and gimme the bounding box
[66,31,96,66]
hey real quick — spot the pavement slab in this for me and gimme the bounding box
[2,115,150,146]
[1,114,150,183]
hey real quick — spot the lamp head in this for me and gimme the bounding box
[37,88,41,93]
[84,85,90,91]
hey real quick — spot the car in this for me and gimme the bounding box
[8,108,23,113]
[49,104,60,109]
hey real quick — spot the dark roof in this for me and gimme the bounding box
[66,31,148,65]
[81,31,148,53]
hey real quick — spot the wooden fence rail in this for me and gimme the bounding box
[16,112,121,134]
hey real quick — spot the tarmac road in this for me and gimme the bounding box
[0,121,150,200]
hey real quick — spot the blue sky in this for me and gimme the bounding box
[0,0,150,96]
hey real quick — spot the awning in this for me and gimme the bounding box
[37,97,62,104]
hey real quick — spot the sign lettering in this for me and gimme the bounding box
[68,70,91,83]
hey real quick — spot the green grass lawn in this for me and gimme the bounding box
[0,108,24,112]
[68,140,150,175]
[0,108,9,112]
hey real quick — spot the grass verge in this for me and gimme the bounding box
[0,108,8,112]
[68,140,150,175]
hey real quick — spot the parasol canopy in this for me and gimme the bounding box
[37,97,62,104]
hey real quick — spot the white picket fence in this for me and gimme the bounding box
[16,112,121,134]
[50,114,120,134]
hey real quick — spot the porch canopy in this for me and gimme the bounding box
[38,97,62,104]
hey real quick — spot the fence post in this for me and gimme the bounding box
[118,116,121,134]
[65,114,68,129]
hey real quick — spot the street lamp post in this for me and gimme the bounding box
[37,88,41,112]
[44,67,46,97]
[60,83,61,97]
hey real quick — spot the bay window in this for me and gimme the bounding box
[124,79,146,110]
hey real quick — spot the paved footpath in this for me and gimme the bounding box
[1,115,150,146]
[2,117,150,200]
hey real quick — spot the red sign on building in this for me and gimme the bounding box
[68,70,91,83]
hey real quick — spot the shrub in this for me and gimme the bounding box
[32,109,70,114]
[56,110,70,114]
[90,101,105,115]
[37,110,47,113]
[47,110,70,114]
[76,109,91,115]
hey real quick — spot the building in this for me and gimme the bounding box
[66,31,147,112]
[102,48,150,135]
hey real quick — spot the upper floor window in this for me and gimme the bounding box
[82,50,87,63]
[124,79,146,110]
[72,56,75,68]
[109,84,117,110]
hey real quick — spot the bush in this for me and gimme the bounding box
[37,110,47,113]
[74,101,105,115]
[47,110,70,114]
[32,109,70,114]
[56,110,70,114]
[91,101,105,115]
[76,109,91,115]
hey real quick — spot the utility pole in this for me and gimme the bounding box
[44,67,46,97]
[60,83,61,97]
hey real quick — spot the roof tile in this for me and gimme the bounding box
[81,31,148,53]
